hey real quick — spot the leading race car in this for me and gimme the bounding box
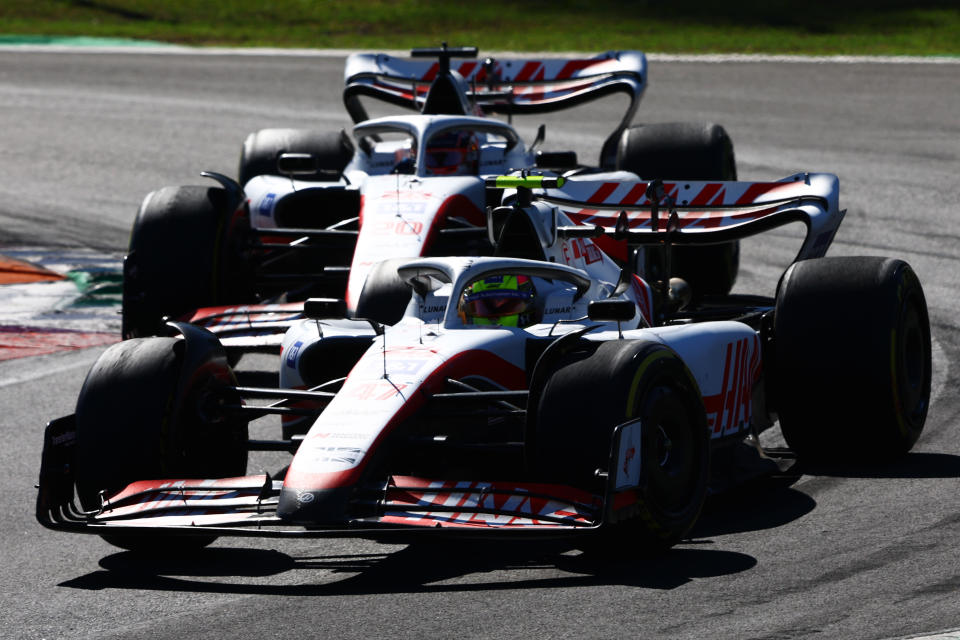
[36,172,931,554]
[122,45,740,352]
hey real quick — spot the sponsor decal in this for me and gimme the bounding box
[544,306,572,315]
[702,335,761,436]
[381,478,599,527]
[305,446,364,467]
[561,237,603,266]
[310,432,360,440]
[614,419,643,490]
[369,219,424,236]
[419,303,446,314]
[342,380,408,401]
[285,340,303,368]
[375,202,426,216]
[378,190,433,201]
[259,193,276,218]
[384,358,427,376]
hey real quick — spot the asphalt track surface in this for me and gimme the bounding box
[0,50,958,640]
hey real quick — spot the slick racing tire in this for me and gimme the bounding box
[122,185,252,339]
[354,258,414,326]
[74,335,248,552]
[616,122,739,298]
[238,128,354,185]
[773,256,931,462]
[531,340,709,551]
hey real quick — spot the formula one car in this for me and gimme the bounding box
[121,45,739,350]
[37,172,931,553]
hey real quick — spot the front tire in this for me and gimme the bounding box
[531,340,710,550]
[74,333,248,551]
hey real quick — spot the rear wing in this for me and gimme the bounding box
[343,49,647,163]
[528,172,844,263]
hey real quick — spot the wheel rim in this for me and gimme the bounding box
[642,388,699,514]
[896,293,930,428]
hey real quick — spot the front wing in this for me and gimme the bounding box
[36,417,645,540]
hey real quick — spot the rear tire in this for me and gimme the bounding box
[532,340,709,550]
[122,185,252,339]
[74,335,248,551]
[238,128,353,185]
[773,257,931,462]
[617,122,739,298]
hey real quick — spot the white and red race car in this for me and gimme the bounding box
[121,45,740,352]
[37,172,931,552]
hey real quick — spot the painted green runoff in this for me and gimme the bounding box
[66,269,123,307]
[0,0,956,55]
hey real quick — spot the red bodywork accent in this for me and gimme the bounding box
[187,302,304,325]
[701,335,761,435]
[282,349,527,492]
[420,194,486,256]
[378,476,600,528]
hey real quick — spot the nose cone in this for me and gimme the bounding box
[277,486,354,524]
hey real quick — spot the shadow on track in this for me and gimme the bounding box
[58,542,757,595]
[692,481,816,538]
[796,452,960,479]
[61,444,955,597]
[52,453,834,596]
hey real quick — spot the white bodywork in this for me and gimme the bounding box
[242,115,538,311]
[279,257,761,502]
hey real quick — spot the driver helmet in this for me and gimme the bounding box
[425,129,479,176]
[458,274,540,327]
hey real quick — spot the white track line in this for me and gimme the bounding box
[889,628,960,640]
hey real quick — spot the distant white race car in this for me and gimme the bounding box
[121,44,740,352]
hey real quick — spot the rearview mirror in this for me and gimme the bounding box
[535,151,578,170]
[277,152,320,176]
[588,300,636,322]
[303,298,347,319]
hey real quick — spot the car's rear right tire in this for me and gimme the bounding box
[773,256,931,462]
[530,340,710,551]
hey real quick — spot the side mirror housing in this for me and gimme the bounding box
[277,152,320,176]
[588,300,636,322]
[535,150,578,170]
[303,298,347,320]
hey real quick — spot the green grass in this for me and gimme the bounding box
[0,0,957,55]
